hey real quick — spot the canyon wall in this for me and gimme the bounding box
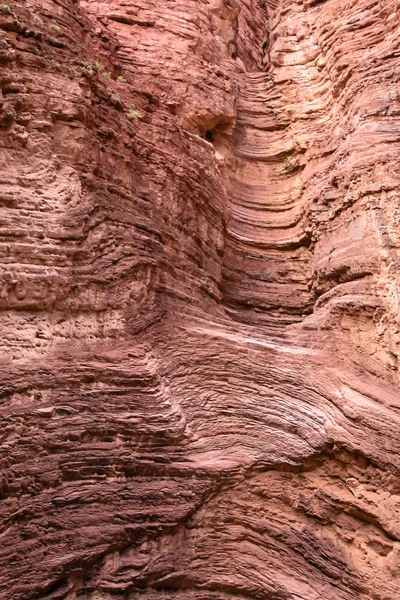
[1,0,400,598]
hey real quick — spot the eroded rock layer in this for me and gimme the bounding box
[0,0,400,599]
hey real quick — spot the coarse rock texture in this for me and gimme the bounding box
[0,0,400,599]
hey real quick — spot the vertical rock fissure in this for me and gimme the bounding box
[221,0,314,328]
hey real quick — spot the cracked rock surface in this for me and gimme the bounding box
[0,0,400,598]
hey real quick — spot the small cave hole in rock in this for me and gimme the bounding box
[205,130,215,143]
[202,120,233,161]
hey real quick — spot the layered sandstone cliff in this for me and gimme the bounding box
[1,0,400,598]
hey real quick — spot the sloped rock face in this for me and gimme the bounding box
[1,0,400,599]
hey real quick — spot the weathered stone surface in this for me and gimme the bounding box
[0,0,400,599]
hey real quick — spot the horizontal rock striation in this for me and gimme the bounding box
[0,0,400,599]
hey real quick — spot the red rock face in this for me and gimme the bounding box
[1,0,400,598]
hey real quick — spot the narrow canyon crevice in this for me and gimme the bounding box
[0,1,400,599]
[222,67,314,327]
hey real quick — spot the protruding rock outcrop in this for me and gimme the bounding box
[0,1,400,599]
